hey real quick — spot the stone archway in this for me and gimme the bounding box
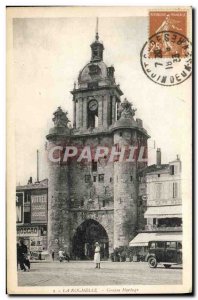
[72,219,109,260]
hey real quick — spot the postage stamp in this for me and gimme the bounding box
[140,10,192,86]
[149,11,187,38]
[149,11,188,58]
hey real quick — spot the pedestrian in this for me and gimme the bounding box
[58,248,64,262]
[94,242,101,269]
[51,250,55,261]
[18,239,31,272]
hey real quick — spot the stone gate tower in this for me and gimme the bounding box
[46,27,149,259]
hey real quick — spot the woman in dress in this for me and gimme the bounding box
[94,242,101,269]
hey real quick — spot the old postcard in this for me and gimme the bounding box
[7,6,192,294]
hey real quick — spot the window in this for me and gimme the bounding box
[109,97,112,125]
[81,200,84,207]
[119,132,122,137]
[85,175,91,183]
[24,193,31,203]
[156,183,162,199]
[24,212,31,224]
[170,165,175,175]
[150,242,155,249]
[177,242,182,249]
[93,175,97,182]
[102,200,106,207]
[40,226,47,236]
[153,218,156,225]
[88,64,101,75]
[88,82,99,89]
[130,176,133,182]
[98,174,104,182]
[166,241,177,249]
[92,160,97,172]
[156,241,165,248]
[173,182,178,198]
[110,177,112,183]
[158,174,160,178]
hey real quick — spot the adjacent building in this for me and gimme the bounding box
[16,178,48,259]
[130,149,182,253]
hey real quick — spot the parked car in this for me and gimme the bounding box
[146,240,182,268]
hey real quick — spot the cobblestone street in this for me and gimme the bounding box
[18,261,182,286]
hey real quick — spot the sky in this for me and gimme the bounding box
[12,15,191,185]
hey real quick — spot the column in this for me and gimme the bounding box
[83,98,87,129]
[98,95,103,128]
[103,94,108,128]
[78,98,83,128]
[73,97,76,128]
[112,95,116,124]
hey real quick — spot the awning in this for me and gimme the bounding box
[144,205,182,218]
[129,232,182,247]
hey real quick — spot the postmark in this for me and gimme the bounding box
[140,31,192,86]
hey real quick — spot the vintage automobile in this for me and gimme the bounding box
[146,240,182,268]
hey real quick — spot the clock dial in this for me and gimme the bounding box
[88,100,98,111]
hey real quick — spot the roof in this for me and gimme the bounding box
[16,179,48,191]
[111,118,150,137]
[138,164,169,176]
[129,232,182,247]
[78,61,108,84]
[144,205,182,218]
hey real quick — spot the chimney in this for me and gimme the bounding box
[156,148,161,167]
[107,66,115,78]
[136,118,143,128]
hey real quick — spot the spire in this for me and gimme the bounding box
[90,17,104,62]
[95,17,99,41]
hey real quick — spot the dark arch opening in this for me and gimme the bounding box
[72,219,109,260]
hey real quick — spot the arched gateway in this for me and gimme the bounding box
[72,219,109,260]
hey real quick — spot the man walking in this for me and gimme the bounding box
[18,239,30,272]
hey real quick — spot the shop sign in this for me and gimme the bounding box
[17,226,38,237]
[30,245,43,252]
[31,194,47,223]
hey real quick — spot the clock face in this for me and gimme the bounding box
[88,100,98,111]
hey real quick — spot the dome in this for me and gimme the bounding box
[111,117,138,131]
[78,61,108,84]
[48,126,70,136]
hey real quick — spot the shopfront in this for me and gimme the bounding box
[17,225,47,259]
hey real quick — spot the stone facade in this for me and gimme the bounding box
[137,150,182,233]
[46,30,149,259]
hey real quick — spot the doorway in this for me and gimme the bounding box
[72,219,109,260]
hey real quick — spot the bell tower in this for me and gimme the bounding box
[90,18,104,62]
[71,19,123,132]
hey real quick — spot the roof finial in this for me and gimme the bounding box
[95,17,99,41]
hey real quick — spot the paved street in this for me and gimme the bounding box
[18,261,182,286]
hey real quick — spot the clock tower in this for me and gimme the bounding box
[71,28,123,132]
[46,21,150,259]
